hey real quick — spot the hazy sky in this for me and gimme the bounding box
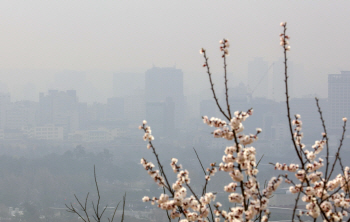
[1,1,350,101]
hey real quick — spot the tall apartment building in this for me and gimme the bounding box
[328,71,350,131]
[113,72,145,124]
[5,101,38,129]
[145,67,185,129]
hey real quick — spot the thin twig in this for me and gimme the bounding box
[315,98,331,179]
[327,120,347,181]
[221,39,232,119]
[109,201,120,222]
[256,154,264,167]
[202,50,230,121]
[292,189,302,222]
[121,193,126,222]
[193,147,206,175]
[281,23,304,167]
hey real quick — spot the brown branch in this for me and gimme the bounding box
[193,147,206,176]
[292,190,301,222]
[202,47,248,211]
[202,50,230,121]
[121,193,126,222]
[108,201,120,222]
[142,125,173,195]
[281,23,304,167]
[327,120,347,181]
[315,98,331,180]
[221,39,232,119]
[66,166,125,222]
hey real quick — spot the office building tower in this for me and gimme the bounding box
[145,67,185,128]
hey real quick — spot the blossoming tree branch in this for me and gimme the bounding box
[138,22,350,222]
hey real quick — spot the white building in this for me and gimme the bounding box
[22,125,64,140]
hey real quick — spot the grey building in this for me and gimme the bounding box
[145,67,185,129]
[328,71,350,132]
[39,90,79,137]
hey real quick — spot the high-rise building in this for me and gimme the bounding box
[145,67,183,101]
[328,71,350,131]
[145,67,185,128]
[5,101,38,129]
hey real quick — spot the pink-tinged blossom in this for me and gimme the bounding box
[224,182,237,192]
[142,196,150,202]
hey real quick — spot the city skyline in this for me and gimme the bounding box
[1,1,350,102]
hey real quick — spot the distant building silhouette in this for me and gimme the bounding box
[39,90,79,137]
[328,71,350,131]
[5,100,37,129]
[145,67,185,129]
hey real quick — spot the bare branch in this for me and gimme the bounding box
[315,98,331,179]
[327,120,347,181]
[202,49,230,121]
[193,147,206,175]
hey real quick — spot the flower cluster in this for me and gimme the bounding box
[202,109,258,142]
[273,113,350,220]
[140,121,220,221]
[139,23,350,221]
[280,22,290,51]
[140,106,279,222]
[199,108,282,221]
[219,38,230,56]
[140,158,165,187]
[205,163,218,181]
[139,120,154,144]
